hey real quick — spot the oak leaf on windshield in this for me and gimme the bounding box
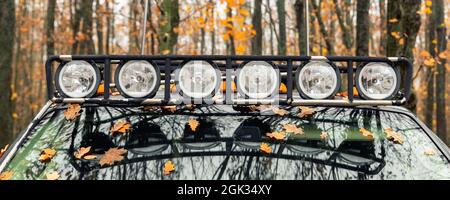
[272,107,289,116]
[359,128,374,140]
[46,171,60,180]
[39,148,56,163]
[384,128,404,145]
[99,148,127,166]
[163,160,175,175]
[162,105,177,113]
[74,146,92,159]
[110,120,131,135]
[320,132,329,141]
[188,119,200,132]
[64,104,82,121]
[283,124,304,135]
[298,106,316,118]
[0,171,13,180]
[266,132,286,141]
[260,143,272,154]
[424,148,436,156]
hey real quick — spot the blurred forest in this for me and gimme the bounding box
[0,0,448,147]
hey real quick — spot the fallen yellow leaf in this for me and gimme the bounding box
[99,148,128,166]
[162,106,177,113]
[74,146,92,159]
[46,171,60,180]
[424,148,436,156]
[283,124,304,135]
[266,132,286,141]
[384,128,404,144]
[359,128,374,140]
[298,106,316,118]
[272,107,289,116]
[110,120,131,135]
[320,132,329,141]
[260,143,272,154]
[0,171,13,180]
[39,148,57,163]
[64,104,82,121]
[188,119,200,132]
[163,160,175,175]
[83,155,97,160]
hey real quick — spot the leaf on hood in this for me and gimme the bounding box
[46,171,60,180]
[162,105,177,113]
[63,104,82,121]
[143,106,160,111]
[283,124,304,135]
[298,106,316,118]
[384,128,404,145]
[359,128,374,140]
[74,146,92,159]
[424,148,436,156]
[260,143,272,154]
[272,107,289,116]
[0,171,13,180]
[188,119,200,132]
[39,148,57,163]
[0,144,9,158]
[320,132,329,141]
[163,160,175,175]
[110,120,131,135]
[99,148,127,166]
[266,132,286,141]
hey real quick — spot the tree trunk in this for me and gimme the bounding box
[311,0,333,55]
[46,0,56,56]
[0,0,15,147]
[434,0,447,144]
[295,0,307,55]
[72,0,95,54]
[356,0,370,56]
[379,0,386,55]
[96,0,104,55]
[333,0,352,51]
[251,0,262,55]
[424,13,436,129]
[386,0,401,57]
[398,0,421,60]
[158,0,180,54]
[276,0,286,55]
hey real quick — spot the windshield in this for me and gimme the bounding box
[3,105,450,180]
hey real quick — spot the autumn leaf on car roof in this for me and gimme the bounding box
[359,128,374,140]
[298,106,316,118]
[0,144,9,158]
[99,148,127,166]
[283,124,304,135]
[272,107,289,116]
[384,128,404,145]
[110,120,131,135]
[46,171,60,180]
[260,143,272,154]
[39,148,57,163]
[0,171,13,181]
[320,132,329,141]
[424,148,436,156]
[63,104,82,121]
[162,105,177,113]
[188,119,200,132]
[74,146,94,159]
[163,160,175,176]
[266,132,286,141]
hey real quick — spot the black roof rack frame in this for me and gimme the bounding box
[45,55,413,107]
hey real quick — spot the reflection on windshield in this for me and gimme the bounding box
[4,105,450,180]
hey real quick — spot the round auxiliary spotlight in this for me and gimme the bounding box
[176,60,221,99]
[115,60,160,98]
[355,62,400,100]
[55,60,100,98]
[295,61,340,99]
[236,61,280,99]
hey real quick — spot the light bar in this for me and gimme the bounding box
[46,55,413,107]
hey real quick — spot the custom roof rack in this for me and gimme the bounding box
[45,55,412,107]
